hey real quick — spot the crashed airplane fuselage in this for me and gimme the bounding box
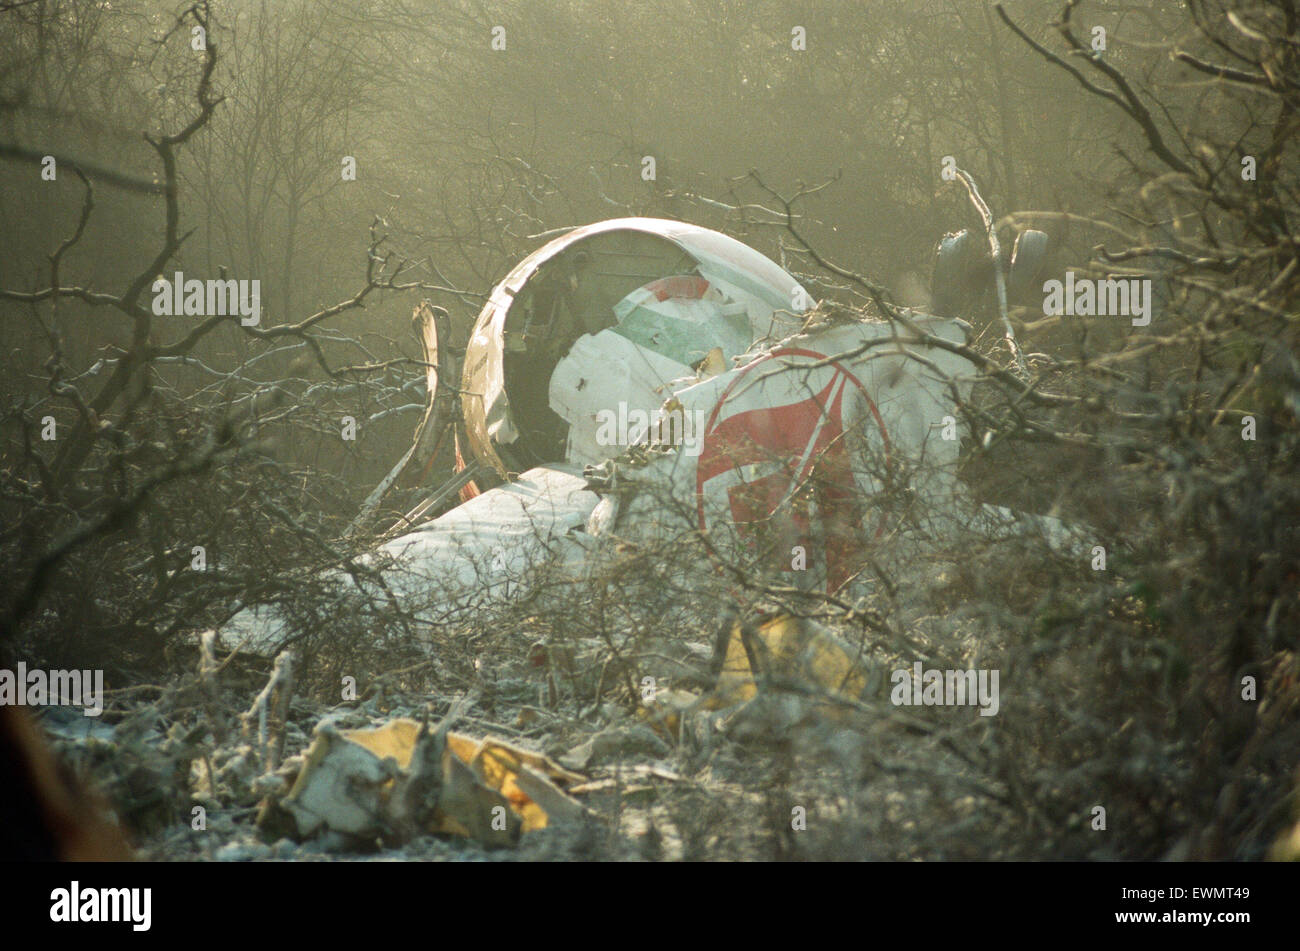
[222,218,978,651]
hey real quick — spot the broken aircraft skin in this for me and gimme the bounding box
[218,217,1073,654]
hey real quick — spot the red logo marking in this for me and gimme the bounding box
[695,347,890,592]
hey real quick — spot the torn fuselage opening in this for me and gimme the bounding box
[499,229,698,468]
[461,218,811,477]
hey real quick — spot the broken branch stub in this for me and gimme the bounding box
[348,301,459,536]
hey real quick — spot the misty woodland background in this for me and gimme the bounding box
[0,0,1297,860]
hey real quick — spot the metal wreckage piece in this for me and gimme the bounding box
[223,217,989,648]
[225,213,1083,846]
[256,700,588,848]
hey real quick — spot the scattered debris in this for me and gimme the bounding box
[258,710,588,849]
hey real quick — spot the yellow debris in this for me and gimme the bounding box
[342,719,584,834]
[642,614,875,737]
